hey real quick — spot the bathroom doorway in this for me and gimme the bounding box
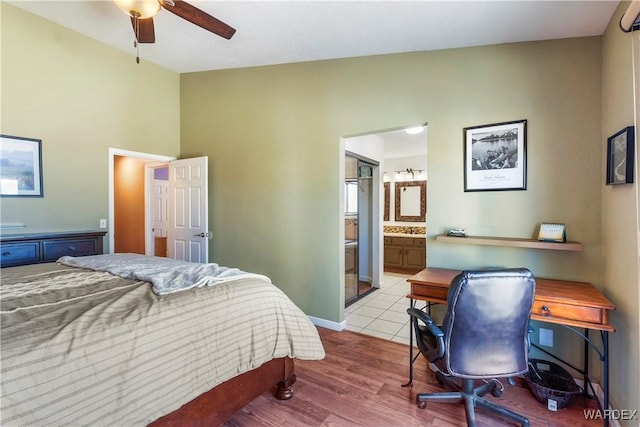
[345,152,379,306]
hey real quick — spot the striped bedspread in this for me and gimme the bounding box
[1,261,325,427]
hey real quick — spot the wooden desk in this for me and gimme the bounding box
[408,267,615,332]
[406,267,615,426]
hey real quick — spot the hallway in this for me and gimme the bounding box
[345,272,414,345]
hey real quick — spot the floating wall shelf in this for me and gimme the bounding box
[435,234,584,252]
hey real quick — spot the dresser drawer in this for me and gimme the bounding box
[0,243,40,267]
[42,239,100,261]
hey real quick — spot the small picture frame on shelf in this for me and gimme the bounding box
[606,126,634,185]
[538,223,566,243]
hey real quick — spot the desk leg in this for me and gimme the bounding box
[603,331,609,427]
[402,298,416,388]
[583,328,590,399]
[585,329,610,427]
[584,328,610,427]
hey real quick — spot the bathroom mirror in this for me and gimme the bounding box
[395,180,426,222]
[384,182,390,221]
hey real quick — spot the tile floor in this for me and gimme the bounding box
[345,272,419,345]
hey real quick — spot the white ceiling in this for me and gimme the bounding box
[7,0,619,74]
[379,127,428,159]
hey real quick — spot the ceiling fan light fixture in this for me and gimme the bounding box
[114,0,161,19]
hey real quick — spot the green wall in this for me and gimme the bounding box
[182,35,630,404]
[0,4,180,238]
[602,2,640,421]
[181,38,603,327]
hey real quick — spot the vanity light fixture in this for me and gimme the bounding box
[392,168,425,181]
[406,168,415,179]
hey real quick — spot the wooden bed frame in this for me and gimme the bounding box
[149,357,296,426]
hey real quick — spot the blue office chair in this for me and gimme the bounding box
[408,268,535,427]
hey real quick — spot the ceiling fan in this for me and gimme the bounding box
[114,0,236,44]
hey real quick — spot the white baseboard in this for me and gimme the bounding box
[308,315,346,331]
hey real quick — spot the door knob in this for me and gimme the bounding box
[195,231,213,240]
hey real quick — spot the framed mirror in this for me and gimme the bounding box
[395,180,426,222]
[384,182,390,221]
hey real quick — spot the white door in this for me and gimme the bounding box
[167,156,209,263]
[152,178,168,238]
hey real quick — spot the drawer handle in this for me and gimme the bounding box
[68,245,77,251]
[540,305,551,316]
[2,251,10,256]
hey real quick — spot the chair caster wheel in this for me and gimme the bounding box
[491,388,502,398]
[417,401,426,409]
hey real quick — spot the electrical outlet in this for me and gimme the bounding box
[99,219,107,229]
[539,328,554,347]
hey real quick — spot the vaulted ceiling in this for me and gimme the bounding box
[8,1,619,73]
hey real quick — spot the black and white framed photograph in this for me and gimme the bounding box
[606,126,634,185]
[0,134,44,197]
[464,119,527,192]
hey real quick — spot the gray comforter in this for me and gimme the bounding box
[1,259,325,426]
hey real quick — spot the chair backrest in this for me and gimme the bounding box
[442,268,535,379]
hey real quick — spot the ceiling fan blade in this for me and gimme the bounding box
[162,0,236,40]
[130,16,156,43]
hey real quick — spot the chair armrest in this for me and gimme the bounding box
[407,307,444,338]
[407,307,445,362]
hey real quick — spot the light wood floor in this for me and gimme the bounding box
[224,327,601,426]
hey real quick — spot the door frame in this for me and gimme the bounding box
[108,148,175,254]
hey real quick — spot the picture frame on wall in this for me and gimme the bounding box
[463,119,527,192]
[0,134,44,197]
[606,126,634,185]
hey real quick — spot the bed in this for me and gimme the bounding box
[0,254,325,426]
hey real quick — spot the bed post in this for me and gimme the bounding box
[275,356,296,400]
[149,357,296,426]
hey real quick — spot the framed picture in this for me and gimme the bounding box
[0,134,44,197]
[463,119,527,192]
[606,126,634,185]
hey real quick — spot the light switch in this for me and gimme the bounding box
[99,219,107,229]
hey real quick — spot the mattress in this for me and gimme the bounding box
[1,261,325,426]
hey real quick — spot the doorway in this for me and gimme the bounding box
[342,124,428,341]
[345,152,379,306]
[109,148,174,256]
[108,149,210,262]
